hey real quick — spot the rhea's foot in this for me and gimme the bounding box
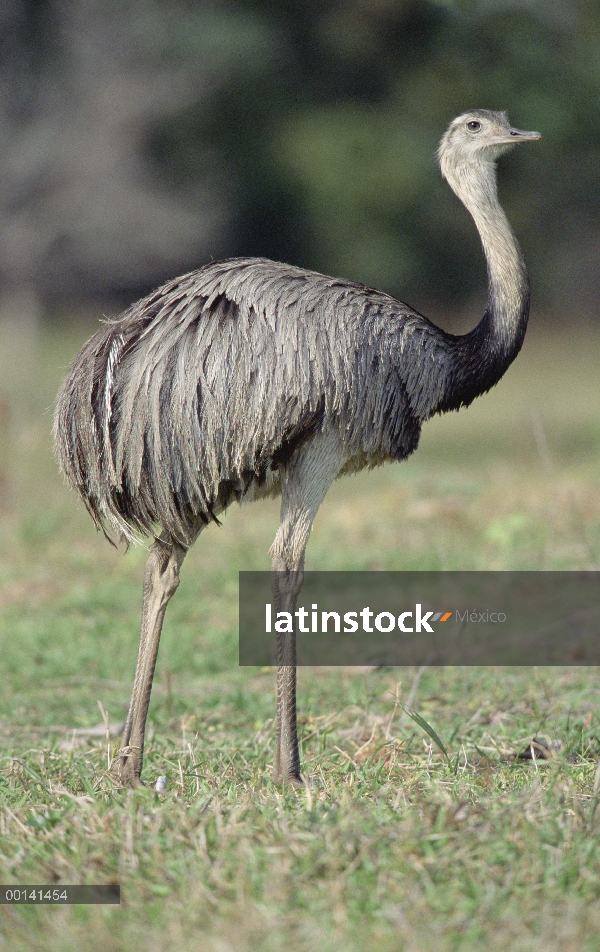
[115,748,143,788]
[272,768,314,789]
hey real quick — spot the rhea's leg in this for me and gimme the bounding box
[118,535,187,786]
[271,557,304,784]
[270,430,345,785]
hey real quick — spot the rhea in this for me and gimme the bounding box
[54,110,540,787]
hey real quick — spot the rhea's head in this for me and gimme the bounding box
[438,110,541,182]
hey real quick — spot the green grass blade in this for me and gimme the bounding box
[403,707,449,760]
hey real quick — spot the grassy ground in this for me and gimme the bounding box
[1,315,600,950]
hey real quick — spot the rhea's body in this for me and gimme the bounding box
[55,246,523,547]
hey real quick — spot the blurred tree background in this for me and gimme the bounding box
[0,0,598,321]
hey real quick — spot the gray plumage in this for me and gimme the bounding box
[53,111,541,788]
[55,259,452,545]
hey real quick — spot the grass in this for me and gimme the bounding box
[1,314,600,950]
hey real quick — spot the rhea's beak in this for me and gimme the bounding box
[506,127,542,142]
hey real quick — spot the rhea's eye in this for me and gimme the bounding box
[467,120,481,132]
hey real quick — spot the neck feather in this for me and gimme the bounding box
[439,156,530,412]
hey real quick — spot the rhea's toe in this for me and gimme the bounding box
[116,753,143,788]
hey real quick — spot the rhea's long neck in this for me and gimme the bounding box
[440,156,530,412]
